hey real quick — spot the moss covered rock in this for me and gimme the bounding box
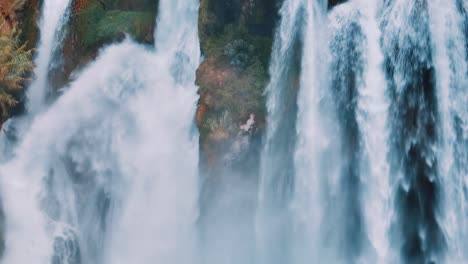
[72,3,155,51]
[197,25,271,139]
[56,0,158,89]
[196,1,278,140]
[196,0,280,197]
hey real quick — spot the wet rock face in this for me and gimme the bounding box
[197,0,281,126]
[113,0,157,11]
[73,0,158,13]
[205,0,278,32]
[196,0,280,175]
[196,2,280,256]
[210,0,242,25]
[200,0,279,40]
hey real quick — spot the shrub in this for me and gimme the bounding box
[0,33,34,125]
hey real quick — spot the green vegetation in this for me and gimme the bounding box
[198,24,272,139]
[203,25,272,68]
[73,3,154,51]
[0,33,34,125]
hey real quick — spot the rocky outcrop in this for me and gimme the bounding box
[196,1,280,259]
[196,0,279,177]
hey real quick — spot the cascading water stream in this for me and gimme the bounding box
[292,0,340,262]
[0,0,71,160]
[381,0,467,262]
[0,0,466,263]
[261,0,466,263]
[327,4,368,261]
[335,0,392,262]
[0,0,200,263]
[326,0,392,261]
[0,0,72,262]
[27,0,72,113]
[259,0,391,262]
[104,0,201,262]
[256,0,304,262]
[257,0,337,262]
[427,0,468,262]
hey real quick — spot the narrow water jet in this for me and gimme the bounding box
[27,0,72,113]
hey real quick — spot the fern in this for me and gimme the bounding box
[0,32,34,125]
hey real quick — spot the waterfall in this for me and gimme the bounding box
[104,0,201,262]
[428,0,468,262]
[293,0,339,262]
[257,0,303,262]
[0,0,72,160]
[347,0,392,262]
[0,0,466,263]
[0,0,200,263]
[380,0,465,261]
[0,0,72,262]
[27,0,72,113]
[260,0,466,262]
[327,0,392,261]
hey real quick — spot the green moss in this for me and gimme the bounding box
[198,2,275,139]
[203,25,271,66]
[97,11,153,43]
[73,3,106,50]
[73,4,154,51]
[198,24,271,135]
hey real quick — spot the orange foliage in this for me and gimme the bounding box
[72,0,93,13]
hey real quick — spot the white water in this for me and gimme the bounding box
[260,0,466,262]
[259,0,393,262]
[0,0,72,262]
[0,0,466,263]
[293,0,337,262]
[352,0,392,262]
[0,0,71,162]
[257,0,303,262]
[105,0,201,262]
[27,0,72,113]
[428,0,468,262]
[259,0,303,148]
[0,0,200,263]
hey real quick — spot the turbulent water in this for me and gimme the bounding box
[0,0,200,263]
[28,0,72,113]
[0,0,72,161]
[0,0,466,263]
[260,0,467,263]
